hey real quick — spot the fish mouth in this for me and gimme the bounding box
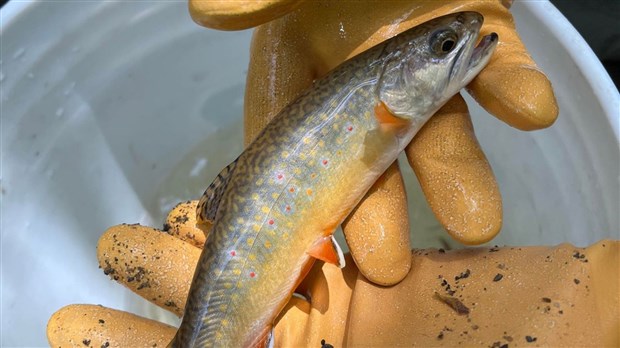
[463,32,499,81]
[468,33,499,70]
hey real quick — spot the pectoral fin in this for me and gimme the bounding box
[196,158,238,225]
[374,101,409,128]
[307,235,346,268]
[360,101,408,165]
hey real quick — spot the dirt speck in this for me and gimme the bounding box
[320,339,334,348]
[434,292,470,315]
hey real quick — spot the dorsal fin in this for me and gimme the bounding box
[196,158,238,225]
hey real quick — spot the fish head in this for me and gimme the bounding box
[377,11,498,121]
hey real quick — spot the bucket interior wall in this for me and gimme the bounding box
[1,1,618,346]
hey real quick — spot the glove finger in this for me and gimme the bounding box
[97,224,201,316]
[189,0,305,30]
[273,297,312,348]
[275,254,358,347]
[467,2,558,130]
[164,200,209,248]
[342,161,412,286]
[405,94,502,245]
[47,304,175,347]
[244,23,316,146]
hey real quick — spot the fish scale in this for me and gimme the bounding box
[188,75,380,346]
[170,11,497,347]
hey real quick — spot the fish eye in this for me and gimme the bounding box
[430,29,458,56]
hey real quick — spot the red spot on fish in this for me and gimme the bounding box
[289,187,295,193]
[322,159,329,166]
[276,173,284,180]
[268,219,275,225]
[249,272,256,278]
[230,250,236,257]
[285,205,291,212]
[347,125,353,132]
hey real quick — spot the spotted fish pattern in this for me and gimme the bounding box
[169,11,498,347]
[180,62,384,347]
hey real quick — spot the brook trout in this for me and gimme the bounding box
[171,11,497,347]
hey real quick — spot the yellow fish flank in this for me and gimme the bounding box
[169,12,498,347]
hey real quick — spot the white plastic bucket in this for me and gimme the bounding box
[1,1,618,346]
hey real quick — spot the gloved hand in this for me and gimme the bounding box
[188,0,559,286]
[47,201,619,347]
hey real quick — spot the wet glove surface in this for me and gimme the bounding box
[47,202,618,346]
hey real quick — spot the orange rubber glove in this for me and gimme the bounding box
[47,201,619,347]
[189,0,559,286]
